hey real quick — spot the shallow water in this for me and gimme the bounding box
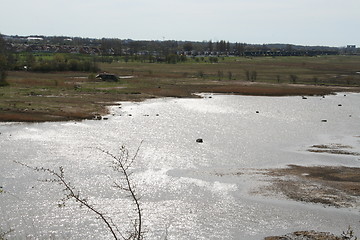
[1,93,359,239]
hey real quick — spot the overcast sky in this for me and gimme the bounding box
[1,0,359,47]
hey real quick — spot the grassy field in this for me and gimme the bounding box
[1,55,360,122]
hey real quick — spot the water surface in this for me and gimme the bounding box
[1,93,359,239]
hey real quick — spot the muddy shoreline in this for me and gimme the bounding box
[260,165,360,208]
[1,82,358,122]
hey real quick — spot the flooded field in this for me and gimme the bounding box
[1,93,359,239]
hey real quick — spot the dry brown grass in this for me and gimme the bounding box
[1,56,360,122]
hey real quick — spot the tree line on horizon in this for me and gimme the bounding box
[0,34,10,86]
[5,34,346,56]
[1,33,358,80]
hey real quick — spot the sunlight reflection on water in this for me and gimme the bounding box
[1,93,360,239]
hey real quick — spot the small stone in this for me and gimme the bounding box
[196,138,203,143]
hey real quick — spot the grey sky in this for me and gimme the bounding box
[1,0,359,47]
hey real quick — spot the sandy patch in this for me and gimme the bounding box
[265,230,346,240]
[256,165,360,208]
[308,144,360,156]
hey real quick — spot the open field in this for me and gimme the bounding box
[1,55,360,122]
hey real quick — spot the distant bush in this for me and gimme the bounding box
[30,58,100,73]
[165,54,187,64]
[228,71,233,80]
[245,70,250,81]
[0,71,8,87]
[290,74,298,83]
[209,56,218,63]
[277,75,281,83]
[217,70,223,80]
[197,70,205,78]
[12,53,100,73]
[88,73,96,80]
[251,71,257,81]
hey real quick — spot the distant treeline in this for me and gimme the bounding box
[5,34,355,57]
[6,53,99,73]
[0,34,10,85]
[1,34,359,75]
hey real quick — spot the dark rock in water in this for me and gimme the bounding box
[302,96,307,99]
[321,119,327,122]
[93,115,102,120]
[256,111,259,113]
[196,138,203,143]
[338,104,342,106]
[103,117,108,120]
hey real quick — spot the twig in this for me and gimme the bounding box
[15,161,120,240]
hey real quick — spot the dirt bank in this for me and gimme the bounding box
[258,165,360,208]
[265,229,353,240]
[1,81,358,122]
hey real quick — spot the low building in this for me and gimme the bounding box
[95,73,119,81]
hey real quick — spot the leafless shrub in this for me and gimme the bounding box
[16,142,143,240]
[289,74,298,83]
[251,71,257,81]
[227,71,233,80]
[245,70,250,81]
[97,143,143,240]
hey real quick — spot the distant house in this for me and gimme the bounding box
[95,73,119,82]
[346,45,357,54]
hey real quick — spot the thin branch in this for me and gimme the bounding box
[98,142,144,240]
[15,142,144,240]
[15,161,120,240]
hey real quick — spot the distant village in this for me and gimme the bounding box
[2,35,358,57]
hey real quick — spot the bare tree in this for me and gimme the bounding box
[251,71,257,81]
[245,70,250,81]
[16,143,143,240]
[289,74,298,84]
[97,144,143,240]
